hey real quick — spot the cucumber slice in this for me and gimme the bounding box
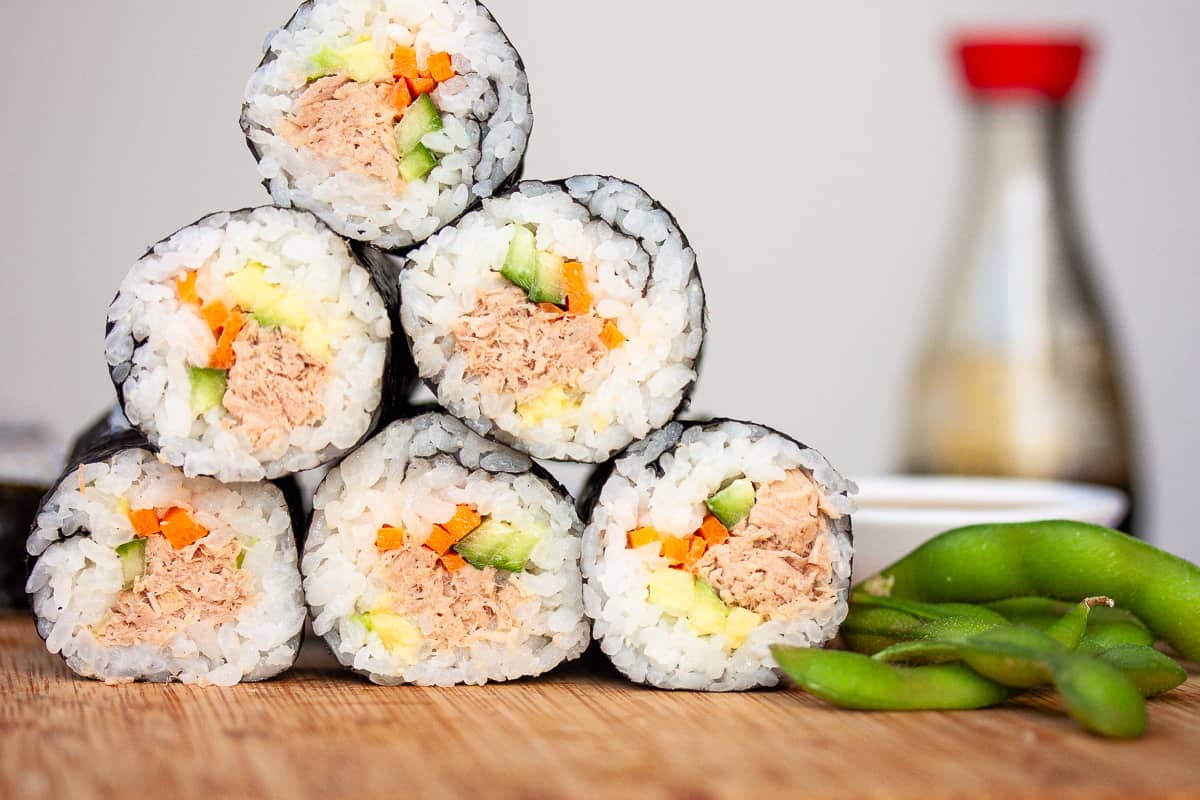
[116,539,147,588]
[189,367,227,416]
[690,579,731,636]
[394,93,443,155]
[706,477,756,529]
[527,251,565,305]
[501,225,538,292]
[453,517,543,572]
[399,143,438,182]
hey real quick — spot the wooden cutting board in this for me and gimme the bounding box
[1,615,1197,799]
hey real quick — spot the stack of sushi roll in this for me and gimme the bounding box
[105,206,404,482]
[23,0,856,691]
[27,425,305,685]
[303,411,589,684]
[242,0,531,249]
[399,176,705,462]
[580,420,854,690]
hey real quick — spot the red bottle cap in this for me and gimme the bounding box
[955,35,1090,102]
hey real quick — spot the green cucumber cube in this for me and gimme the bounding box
[705,477,756,529]
[399,143,438,182]
[453,517,543,572]
[189,367,228,416]
[394,93,443,155]
[116,539,147,588]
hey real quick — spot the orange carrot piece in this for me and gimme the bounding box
[627,527,661,549]
[127,508,161,538]
[406,77,437,97]
[599,320,626,350]
[686,534,708,566]
[423,525,455,556]
[660,535,690,566]
[392,46,419,79]
[443,505,482,540]
[160,507,208,550]
[391,80,413,114]
[199,300,230,335]
[428,51,455,82]
[440,552,469,573]
[538,303,565,318]
[698,514,730,546]
[176,270,201,305]
[208,307,245,370]
[375,525,406,552]
[562,261,592,315]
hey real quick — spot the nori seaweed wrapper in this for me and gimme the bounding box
[304,406,579,678]
[0,423,63,611]
[105,207,418,479]
[240,0,530,251]
[396,175,707,463]
[27,417,307,672]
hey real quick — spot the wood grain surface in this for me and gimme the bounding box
[1,614,1198,800]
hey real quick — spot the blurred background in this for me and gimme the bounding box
[1,0,1196,560]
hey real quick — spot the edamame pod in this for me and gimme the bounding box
[841,606,924,655]
[1054,654,1148,738]
[1092,645,1187,698]
[1044,597,1113,649]
[862,521,1200,661]
[771,647,1010,710]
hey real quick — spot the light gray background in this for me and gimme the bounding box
[2,2,1196,560]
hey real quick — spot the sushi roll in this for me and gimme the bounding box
[302,411,589,685]
[105,207,405,482]
[242,0,531,249]
[26,430,305,685]
[581,419,855,691]
[399,176,705,462]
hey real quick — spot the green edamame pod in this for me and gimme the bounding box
[841,606,924,655]
[1082,621,1156,650]
[958,626,1065,688]
[986,597,1151,634]
[1092,645,1187,698]
[771,647,1010,710]
[1054,654,1147,738]
[872,638,964,665]
[850,593,1007,625]
[863,521,1200,661]
[1044,597,1113,649]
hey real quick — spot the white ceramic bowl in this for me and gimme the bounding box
[850,475,1128,584]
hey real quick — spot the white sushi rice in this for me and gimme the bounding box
[582,420,856,691]
[104,207,392,482]
[303,412,590,685]
[242,0,530,249]
[401,177,705,462]
[25,449,305,685]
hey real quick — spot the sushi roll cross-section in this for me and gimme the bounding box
[242,0,532,249]
[106,207,397,481]
[303,411,590,685]
[582,420,855,690]
[26,435,305,685]
[401,176,705,462]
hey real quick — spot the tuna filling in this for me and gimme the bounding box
[93,534,252,648]
[278,75,402,187]
[223,321,328,450]
[452,286,606,403]
[696,470,839,620]
[377,546,524,648]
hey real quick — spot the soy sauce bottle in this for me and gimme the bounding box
[903,35,1138,529]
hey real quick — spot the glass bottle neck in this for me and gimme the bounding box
[967,101,1072,217]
